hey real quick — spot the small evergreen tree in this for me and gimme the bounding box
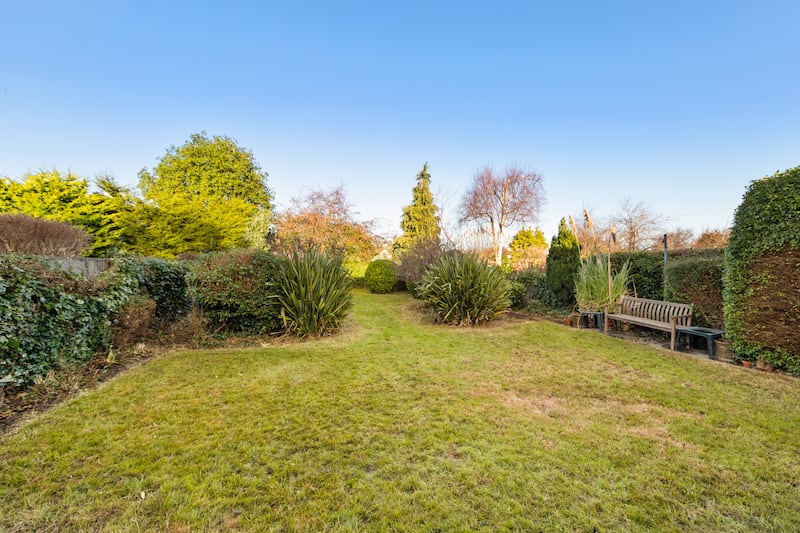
[395,164,440,253]
[546,218,581,308]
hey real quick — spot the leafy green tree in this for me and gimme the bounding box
[545,218,581,307]
[395,164,440,253]
[138,132,272,253]
[507,226,548,270]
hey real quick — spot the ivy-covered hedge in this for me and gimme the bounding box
[610,251,664,300]
[0,256,139,386]
[724,166,800,372]
[134,258,191,321]
[664,250,724,329]
[189,250,286,334]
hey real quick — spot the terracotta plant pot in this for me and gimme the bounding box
[741,360,753,369]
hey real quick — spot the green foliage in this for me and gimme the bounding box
[610,251,663,300]
[508,268,563,312]
[275,250,353,337]
[364,259,398,294]
[189,250,285,334]
[0,256,139,385]
[545,218,581,307]
[574,257,630,311]
[724,166,800,371]
[135,259,192,322]
[138,132,273,255]
[417,254,511,326]
[395,164,440,252]
[664,250,725,329]
[507,226,548,271]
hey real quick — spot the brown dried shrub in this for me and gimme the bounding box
[0,213,90,256]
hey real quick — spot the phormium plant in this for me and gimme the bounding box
[275,249,353,337]
[417,253,511,326]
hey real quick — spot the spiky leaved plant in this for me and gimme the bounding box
[417,254,511,326]
[574,257,630,311]
[276,250,353,337]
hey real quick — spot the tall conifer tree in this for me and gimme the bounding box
[395,164,440,252]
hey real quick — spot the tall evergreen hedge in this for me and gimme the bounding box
[724,166,800,373]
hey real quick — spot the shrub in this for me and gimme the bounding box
[189,250,285,334]
[398,239,444,294]
[545,218,580,307]
[0,214,90,256]
[508,268,563,313]
[664,250,724,329]
[122,258,191,322]
[275,250,353,337]
[0,255,139,386]
[724,166,800,372]
[364,260,398,293]
[417,254,511,326]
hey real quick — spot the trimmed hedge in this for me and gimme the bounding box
[664,250,724,329]
[364,259,398,294]
[724,166,800,372]
[189,250,286,334]
[0,256,139,386]
[508,268,563,313]
[610,251,664,301]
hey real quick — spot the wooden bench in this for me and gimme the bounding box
[606,295,693,351]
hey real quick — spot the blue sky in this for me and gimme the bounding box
[2,1,798,242]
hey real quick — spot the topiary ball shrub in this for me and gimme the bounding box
[364,259,398,294]
[417,254,511,326]
[276,249,353,337]
[189,250,285,334]
[724,166,800,372]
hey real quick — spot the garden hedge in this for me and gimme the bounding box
[0,256,139,386]
[724,166,800,372]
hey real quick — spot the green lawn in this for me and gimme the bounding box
[2,290,800,531]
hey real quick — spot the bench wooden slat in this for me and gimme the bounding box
[607,295,693,351]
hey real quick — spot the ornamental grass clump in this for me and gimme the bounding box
[574,257,630,311]
[276,250,353,337]
[417,254,511,326]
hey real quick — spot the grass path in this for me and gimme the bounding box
[2,290,800,531]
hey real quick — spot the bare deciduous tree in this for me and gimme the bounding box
[656,227,695,251]
[460,165,544,265]
[611,197,665,252]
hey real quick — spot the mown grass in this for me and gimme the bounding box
[2,290,800,531]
